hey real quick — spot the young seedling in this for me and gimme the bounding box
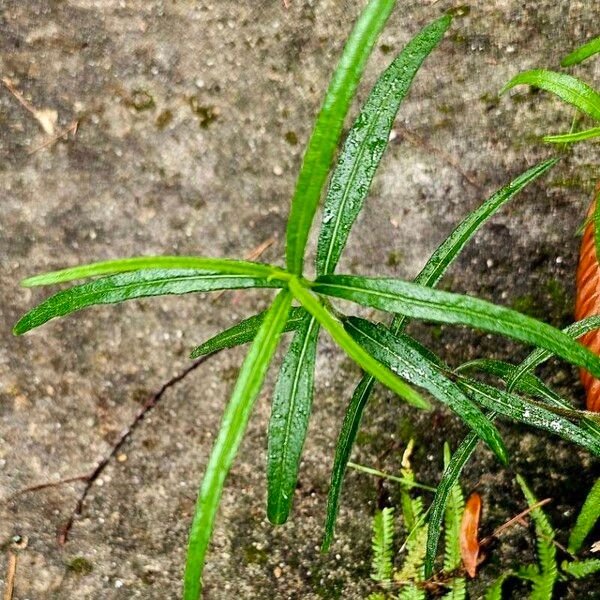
[13,2,600,598]
[365,442,466,599]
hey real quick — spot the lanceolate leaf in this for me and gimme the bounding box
[501,70,600,123]
[322,372,376,551]
[316,14,452,276]
[322,160,556,550]
[456,359,600,439]
[285,0,397,275]
[14,270,283,335]
[568,478,600,554]
[288,278,428,409]
[543,127,600,144]
[344,317,507,464]
[190,307,307,358]
[267,314,319,524]
[457,379,600,457]
[561,35,600,67]
[312,274,600,378]
[183,290,292,600]
[424,429,487,578]
[506,315,600,391]
[21,256,287,287]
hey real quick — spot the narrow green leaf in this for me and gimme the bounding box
[457,379,600,457]
[346,462,436,492]
[506,315,600,392]
[285,0,397,275]
[501,70,600,123]
[344,317,508,464]
[21,256,287,287]
[456,359,600,439]
[442,442,465,573]
[183,289,292,600]
[14,270,283,335]
[561,558,600,579]
[424,429,485,577]
[288,278,428,409]
[322,372,376,551]
[190,307,307,358]
[568,478,600,554]
[316,14,451,276]
[267,314,319,524]
[516,475,557,600]
[312,274,600,379]
[561,36,600,67]
[413,160,557,290]
[543,127,600,144]
[322,159,556,551]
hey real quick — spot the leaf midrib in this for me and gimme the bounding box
[272,316,318,516]
[321,74,400,275]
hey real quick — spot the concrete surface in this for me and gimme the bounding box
[1,0,599,598]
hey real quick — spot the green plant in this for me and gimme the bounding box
[364,454,600,599]
[485,476,600,599]
[13,3,600,599]
[366,442,465,599]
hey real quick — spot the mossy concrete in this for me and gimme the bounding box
[1,1,599,598]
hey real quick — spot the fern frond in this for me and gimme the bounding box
[517,564,541,581]
[367,593,388,600]
[398,583,426,600]
[396,514,428,585]
[485,571,514,600]
[372,507,395,586]
[516,475,558,600]
[561,558,600,579]
[568,478,600,554]
[441,443,466,600]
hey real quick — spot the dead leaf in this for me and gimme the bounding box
[460,491,482,578]
[575,182,600,412]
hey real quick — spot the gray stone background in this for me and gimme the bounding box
[1,1,599,598]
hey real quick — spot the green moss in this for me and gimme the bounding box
[480,92,500,108]
[68,557,94,575]
[284,130,299,145]
[546,279,566,307]
[512,294,544,320]
[387,251,403,267]
[127,89,155,111]
[436,104,455,115]
[189,98,219,128]
[243,545,268,565]
[156,109,173,130]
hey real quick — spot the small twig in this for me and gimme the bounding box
[479,497,552,547]
[212,236,275,301]
[7,475,88,502]
[244,236,276,261]
[28,120,78,155]
[2,77,37,116]
[3,537,27,600]
[57,352,218,544]
[3,554,16,600]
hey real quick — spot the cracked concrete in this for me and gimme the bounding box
[1,1,599,598]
